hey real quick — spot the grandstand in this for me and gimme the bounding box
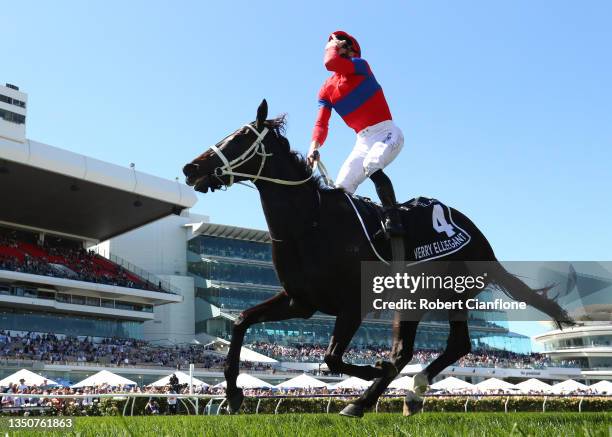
[0,82,196,381]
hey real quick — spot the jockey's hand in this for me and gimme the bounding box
[307,141,320,168]
[325,37,346,51]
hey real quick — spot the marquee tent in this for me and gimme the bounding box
[388,376,414,390]
[72,370,137,388]
[431,376,475,392]
[276,374,328,389]
[215,373,273,389]
[0,369,59,387]
[331,377,373,390]
[148,371,208,388]
[590,380,612,394]
[551,379,588,394]
[515,378,552,394]
[475,378,518,393]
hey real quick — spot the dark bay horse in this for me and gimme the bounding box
[182,100,572,417]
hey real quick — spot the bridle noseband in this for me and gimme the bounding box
[208,124,326,187]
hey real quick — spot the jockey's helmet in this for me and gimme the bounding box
[329,31,361,57]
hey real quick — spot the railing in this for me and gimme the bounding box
[93,250,180,294]
[2,393,610,417]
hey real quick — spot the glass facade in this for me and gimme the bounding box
[189,233,531,353]
[0,308,143,339]
[0,107,25,124]
[0,282,154,313]
[542,334,612,351]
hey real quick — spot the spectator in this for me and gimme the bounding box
[145,398,160,415]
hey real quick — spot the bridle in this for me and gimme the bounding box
[209,124,331,188]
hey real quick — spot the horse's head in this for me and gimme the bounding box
[183,99,282,193]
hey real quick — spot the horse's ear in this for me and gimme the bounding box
[256,99,268,131]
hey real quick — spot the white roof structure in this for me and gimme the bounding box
[551,379,588,394]
[388,376,414,390]
[475,378,518,393]
[215,373,273,389]
[0,136,197,241]
[431,376,475,392]
[0,369,59,387]
[276,374,328,389]
[0,138,196,210]
[590,380,612,394]
[515,378,552,394]
[72,370,137,388]
[331,377,373,390]
[147,371,208,388]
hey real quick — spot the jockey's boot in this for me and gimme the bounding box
[370,170,405,261]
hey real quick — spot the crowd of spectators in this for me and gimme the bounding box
[0,230,168,293]
[246,342,581,369]
[0,328,583,374]
[0,330,582,371]
[189,237,272,262]
[0,331,274,371]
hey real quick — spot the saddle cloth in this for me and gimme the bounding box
[350,195,472,264]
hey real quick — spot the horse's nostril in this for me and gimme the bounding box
[183,163,199,177]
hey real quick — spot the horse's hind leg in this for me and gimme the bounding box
[340,313,421,418]
[224,291,314,413]
[421,314,471,383]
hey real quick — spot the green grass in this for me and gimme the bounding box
[4,412,611,437]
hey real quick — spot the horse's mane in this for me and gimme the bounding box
[264,116,327,191]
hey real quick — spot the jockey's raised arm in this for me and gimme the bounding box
[323,43,371,75]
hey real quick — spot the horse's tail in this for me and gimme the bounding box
[489,262,575,329]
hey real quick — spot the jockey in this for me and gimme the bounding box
[307,30,405,237]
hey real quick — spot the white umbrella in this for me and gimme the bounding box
[388,376,414,390]
[275,374,328,389]
[551,379,588,394]
[215,373,273,389]
[0,369,59,387]
[475,378,518,393]
[590,380,612,394]
[331,377,372,390]
[148,371,208,388]
[72,370,137,388]
[515,378,552,394]
[431,376,475,392]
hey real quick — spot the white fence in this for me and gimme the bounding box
[2,393,610,416]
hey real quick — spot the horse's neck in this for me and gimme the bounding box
[255,160,319,241]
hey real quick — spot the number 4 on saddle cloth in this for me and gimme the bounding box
[348,195,472,265]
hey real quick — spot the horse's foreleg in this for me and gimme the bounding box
[324,312,397,382]
[224,291,314,413]
[340,314,421,417]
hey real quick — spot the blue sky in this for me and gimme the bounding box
[4,1,611,341]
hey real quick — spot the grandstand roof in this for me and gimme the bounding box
[0,138,197,241]
[188,222,271,243]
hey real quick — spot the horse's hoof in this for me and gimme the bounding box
[226,388,244,414]
[375,360,398,378]
[339,403,364,418]
[411,372,430,396]
[403,391,424,416]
